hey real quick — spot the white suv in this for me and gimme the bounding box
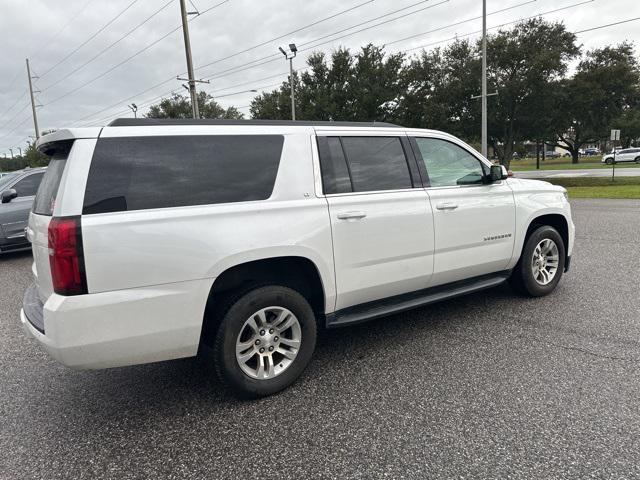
[21,119,574,397]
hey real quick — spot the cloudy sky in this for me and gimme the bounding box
[0,0,638,155]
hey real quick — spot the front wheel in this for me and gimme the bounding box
[212,285,317,398]
[635,157,640,164]
[510,225,566,297]
[605,158,614,165]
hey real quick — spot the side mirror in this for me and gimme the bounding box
[1,188,17,204]
[489,165,508,182]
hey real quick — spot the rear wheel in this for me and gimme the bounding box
[212,285,317,398]
[510,225,565,297]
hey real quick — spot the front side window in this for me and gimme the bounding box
[13,172,44,197]
[83,135,284,214]
[414,138,486,187]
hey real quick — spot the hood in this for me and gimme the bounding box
[506,177,566,193]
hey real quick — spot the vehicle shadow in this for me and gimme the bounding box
[41,283,524,414]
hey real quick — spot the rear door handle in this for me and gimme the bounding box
[435,202,459,211]
[337,211,367,220]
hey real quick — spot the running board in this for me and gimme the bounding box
[325,271,511,328]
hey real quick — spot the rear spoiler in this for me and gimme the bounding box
[35,128,102,155]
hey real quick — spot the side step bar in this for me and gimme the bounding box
[325,271,511,328]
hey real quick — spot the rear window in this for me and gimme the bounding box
[33,144,73,216]
[83,135,284,214]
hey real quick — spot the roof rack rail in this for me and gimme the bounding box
[107,118,402,128]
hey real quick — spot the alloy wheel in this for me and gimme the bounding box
[235,306,302,380]
[531,238,560,286]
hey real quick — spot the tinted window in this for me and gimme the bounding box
[317,137,352,194]
[414,138,486,187]
[34,161,67,216]
[340,137,411,192]
[13,172,44,197]
[83,135,284,214]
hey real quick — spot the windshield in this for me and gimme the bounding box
[0,172,18,190]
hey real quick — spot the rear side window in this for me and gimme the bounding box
[83,135,284,214]
[34,165,65,215]
[341,137,412,192]
[316,137,352,194]
[317,136,412,194]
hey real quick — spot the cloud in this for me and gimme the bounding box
[0,0,637,153]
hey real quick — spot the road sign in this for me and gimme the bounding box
[611,129,621,141]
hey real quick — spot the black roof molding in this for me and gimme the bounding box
[107,118,401,128]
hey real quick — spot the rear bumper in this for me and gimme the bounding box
[19,279,212,369]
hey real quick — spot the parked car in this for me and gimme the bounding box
[20,119,574,398]
[602,148,640,164]
[584,147,600,156]
[545,150,562,158]
[0,167,46,253]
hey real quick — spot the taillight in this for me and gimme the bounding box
[48,216,87,296]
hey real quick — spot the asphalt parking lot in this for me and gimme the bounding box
[1,198,639,480]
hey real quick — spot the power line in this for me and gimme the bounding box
[384,0,537,46]
[0,90,29,123]
[197,0,451,82]
[44,0,232,107]
[192,0,376,73]
[195,0,442,79]
[41,0,176,93]
[0,102,31,133]
[574,16,640,33]
[39,0,142,80]
[31,0,98,62]
[401,0,595,53]
[297,0,449,52]
[53,0,370,126]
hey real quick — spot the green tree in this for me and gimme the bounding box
[484,19,579,167]
[614,105,640,148]
[251,45,406,122]
[551,43,640,162]
[394,40,480,140]
[147,91,244,119]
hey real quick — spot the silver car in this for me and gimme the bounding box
[0,168,46,253]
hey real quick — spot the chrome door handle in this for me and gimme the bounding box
[435,202,459,211]
[337,211,367,220]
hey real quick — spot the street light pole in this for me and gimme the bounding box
[289,56,296,121]
[481,0,487,158]
[279,44,297,121]
[128,103,138,118]
[179,0,199,118]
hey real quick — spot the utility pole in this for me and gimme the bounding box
[9,148,14,159]
[481,0,487,158]
[179,0,199,119]
[26,58,40,140]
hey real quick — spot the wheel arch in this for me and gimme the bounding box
[200,255,327,346]
[521,213,570,267]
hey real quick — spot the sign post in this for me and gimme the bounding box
[610,129,620,181]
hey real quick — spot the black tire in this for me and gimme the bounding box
[605,158,614,165]
[212,285,317,398]
[635,157,640,164]
[510,225,566,297]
